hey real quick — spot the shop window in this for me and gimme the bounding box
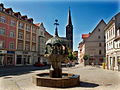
[0,55,5,65]
[0,16,6,23]
[16,55,22,64]
[27,56,31,64]
[7,55,13,65]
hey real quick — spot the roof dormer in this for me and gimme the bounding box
[5,8,13,15]
[28,18,33,24]
[21,15,27,21]
[14,12,21,19]
[0,3,4,11]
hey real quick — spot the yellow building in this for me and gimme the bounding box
[15,13,39,66]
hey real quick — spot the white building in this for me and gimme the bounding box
[105,12,120,70]
[78,19,106,65]
[36,23,53,64]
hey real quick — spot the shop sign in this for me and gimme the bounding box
[7,51,15,54]
[0,50,7,54]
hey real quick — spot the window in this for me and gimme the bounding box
[16,55,22,64]
[32,27,36,33]
[18,15,20,19]
[32,45,36,51]
[41,31,43,35]
[0,6,2,11]
[9,42,14,49]
[98,28,100,31]
[10,31,14,37]
[26,25,30,30]
[18,43,23,50]
[18,32,23,39]
[99,50,101,55]
[7,55,13,65]
[0,16,6,23]
[11,20,15,26]
[99,43,101,47]
[32,36,36,42]
[9,11,12,15]
[113,27,114,35]
[0,40,4,48]
[98,36,100,39]
[26,34,30,41]
[0,28,5,35]
[25,44,30,51]
[19,22,24,29]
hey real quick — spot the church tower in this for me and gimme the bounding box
[66,8,73,51]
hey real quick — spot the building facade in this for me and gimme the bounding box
[15,15,38,66]
[0,4,17,66]
[0,3,38,66]
[36,23,47,64]
[105,12,120,70]
[79,20,106,65]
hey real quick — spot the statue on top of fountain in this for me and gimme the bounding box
[45,19,68,78]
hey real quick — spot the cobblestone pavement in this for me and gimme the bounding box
[0,64,120,90]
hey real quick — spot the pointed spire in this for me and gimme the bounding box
[55,27,58,37]
[67,7,72,25]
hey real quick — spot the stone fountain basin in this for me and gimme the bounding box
[32,73,80,88]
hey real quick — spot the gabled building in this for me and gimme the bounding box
[36,22,53,64]
[78,20,106,65]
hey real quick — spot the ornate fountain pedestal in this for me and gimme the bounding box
[32,19,80,87]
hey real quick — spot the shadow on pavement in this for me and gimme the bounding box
[0,65,50,77]
[80,81,99,88]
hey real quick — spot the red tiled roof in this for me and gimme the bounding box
[35,23,41,26]
[82,34,90,39]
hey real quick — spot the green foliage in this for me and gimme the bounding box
[83,54,88,61]
[67,49,77,61]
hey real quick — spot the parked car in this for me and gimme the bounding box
[34,62,44,67]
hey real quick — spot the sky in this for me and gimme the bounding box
[0,0,120,51]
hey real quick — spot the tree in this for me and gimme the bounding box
[83,54,88,66]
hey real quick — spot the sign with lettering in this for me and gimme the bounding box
[7,51,15,54]
[0,50,7,54]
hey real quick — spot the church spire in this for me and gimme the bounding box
[67,7,72,25]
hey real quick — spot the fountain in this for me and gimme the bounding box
[32,19,80,87]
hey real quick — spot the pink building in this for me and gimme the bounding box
[0,4,16,66]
